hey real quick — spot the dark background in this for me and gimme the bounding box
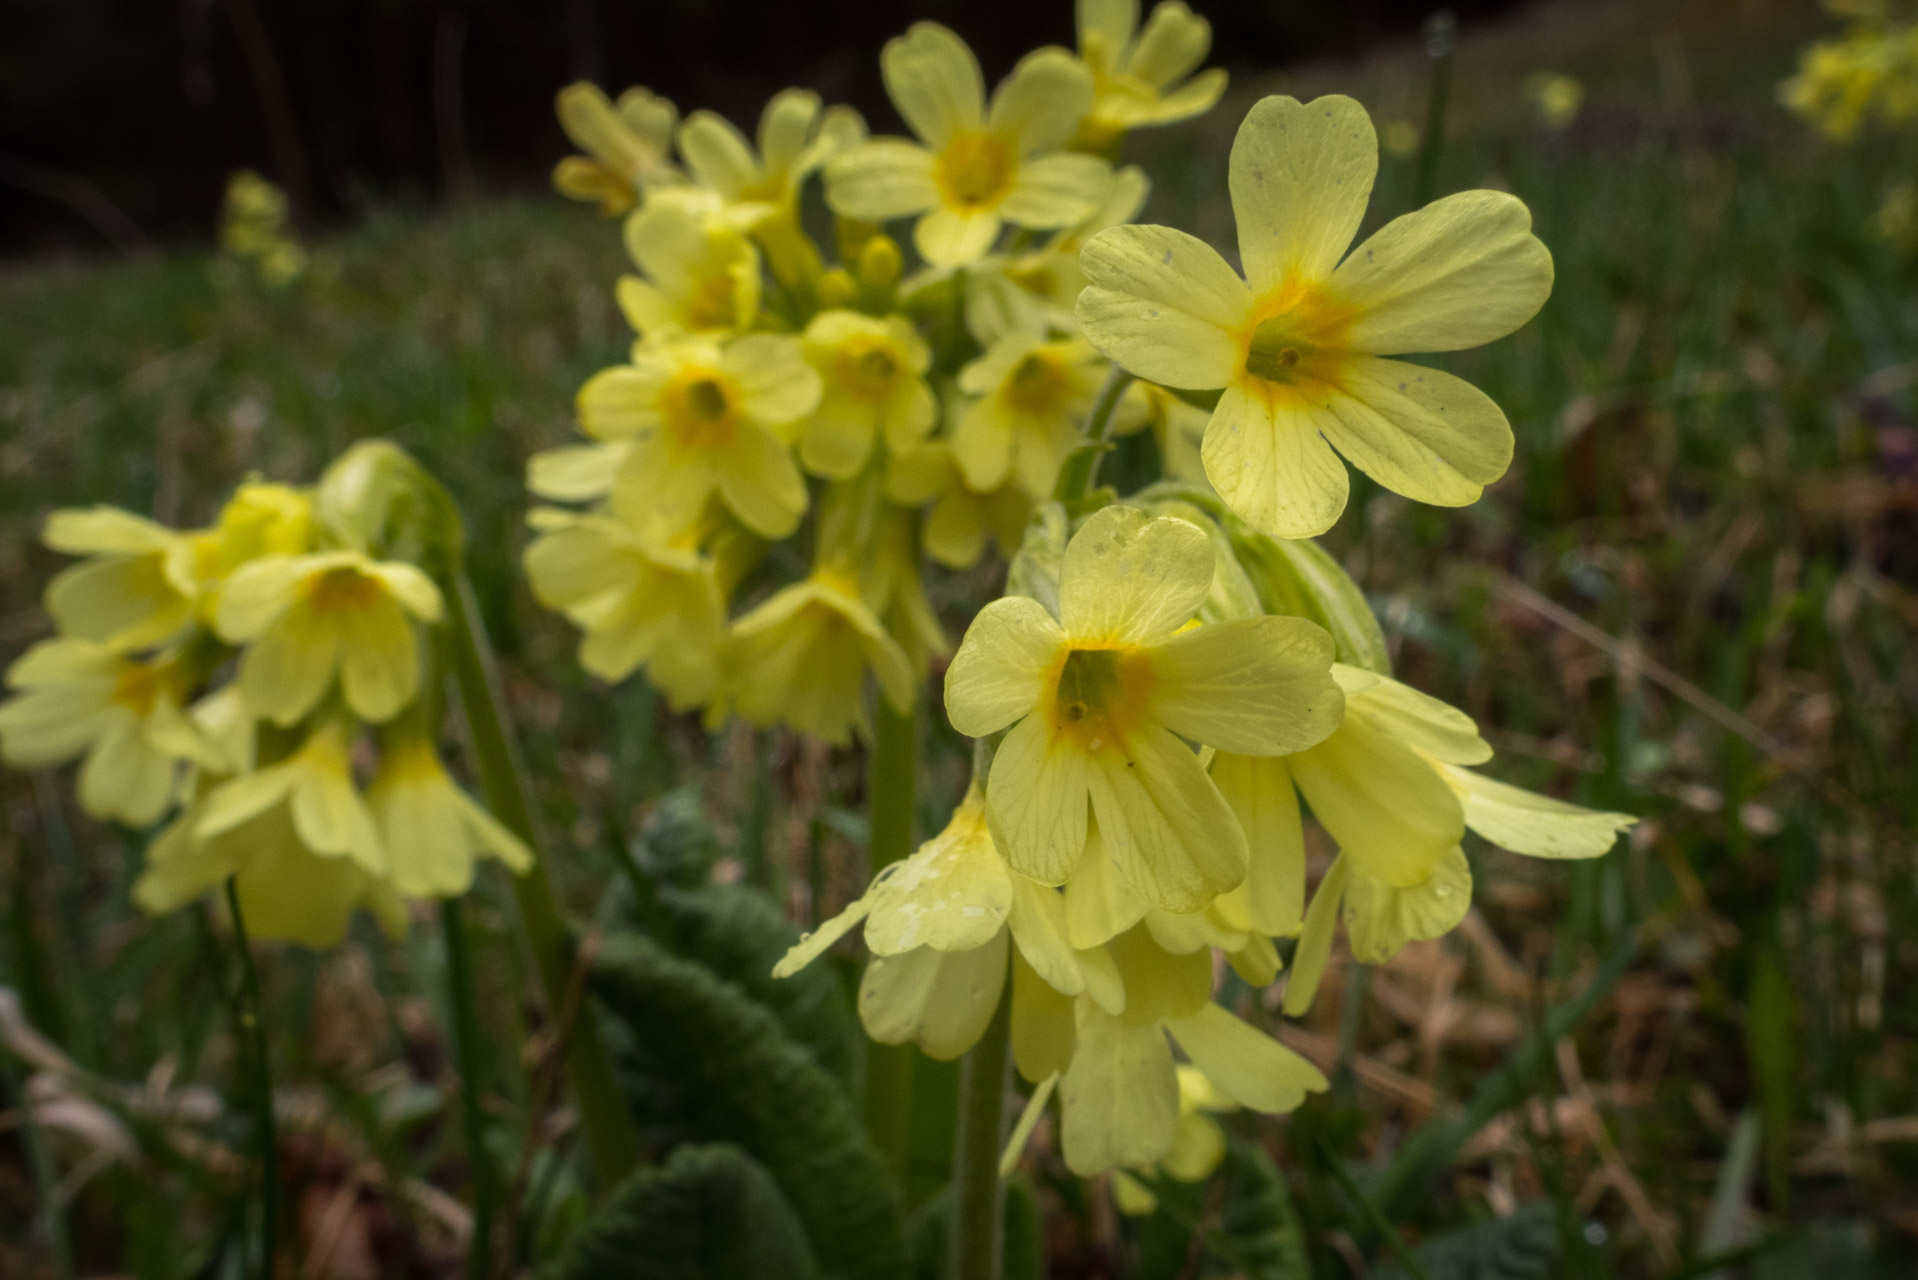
[0,0,1524,256]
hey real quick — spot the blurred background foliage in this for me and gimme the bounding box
[3,0,1918,1275]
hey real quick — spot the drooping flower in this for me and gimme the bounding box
[521,509,728,708]
[1078,94,1554,538]
[41,507,200,650]
[726,568,915,746]
[579,335,819,539]
[826,23,1112,267]
[886,441,1033,570]
[953,333,1107,497]
[943,505,1343,911]
[214,550,444,726]
[365,731,530,897]
[1073,0,1228,151]
[614,198,762,341]
[798,310,936,478]
[0,640,220,826]
[553,82,681,214]
[1111,1065,1234,1214]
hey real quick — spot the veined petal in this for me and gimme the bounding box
[1063,819,1150,948]
[1057,504,1212,644]
[1201,382,1349,540]
[916,206,1002,267]
[999,153,1112,227]
[1007,874,1083,996]
[1350,672,1490,764]
[1230,94,1377,291]
[1336,189,1554,355]
[1128,2,1213,87]
[882,22,986,148]
[239,604,340,726]
[1440,764,1634,859]
[947,599,1064,737]
[859,932,1008,1059]
[1320,359,1514,506]
[1289,714,1463,888]
[725,334,822,426]
[986,712,1091,885]
[865,799,1013,955]
[1078,225,1249,389]
[714,423,807,538]
[677,110,759,198]
[1088,726,1246,913]
[1059,1002,1178,1175]
[759,88,822,175]
[989,47,1095,155]
[1344,846,1472,964]
[577,366,665,440]
[824,140,940,220]
[213,554,307,640]
[1147,614,1342,755]
[1165,1003,1327,1113]
[1211,753,1306,937]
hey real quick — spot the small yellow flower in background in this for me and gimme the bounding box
[726,568,916,746]
[1873,179,1918,249]
[799,310,936,478]
[220,171,307,284]
[954,333,1107,496]
[553,82,682,214]
[966,164,1150,343]
[1380,118,1421,157]
[826,23,1113,267]
[1527,72,1585,129]
[521,509,728,708]
[1112,1065,1233,1213]
[614,199,762,341]
[366,731,531,897]
[578,335,820,538]
[42,507,199,650]
[196,719,384,875]
[1079,94,1554,539]
[886,441,1033,570]
[215,550,444,726]
[1073,0,1229,151]
[1782,16,1918,140]
[678,88,866,224]
[0,640,220,826]
[944,505,1343,911]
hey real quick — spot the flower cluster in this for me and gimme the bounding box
[1782,2,1918,140]
[0,447,528,946]
[220,171,307,285]
[529,1,1228,745]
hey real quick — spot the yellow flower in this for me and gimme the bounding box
[1053,926,1325,1175]
[0,640,220,826]
[1112,1065,1233,1214]
[964,164,1149,343]
[1782,22,1918,140]
[726,569,915,746]
[886,441,1032,570]
[1078,95,1554,538]
[1527,72,1585,129]
[195,719,384,873]
[553,82,681,214]
[826,23,1113,267]
[525,441,632,504]
[579,336,819,538]
[215,550,444,726]
[614,198,761,341]
[1120,381,1211,484]
[943,506,1343,911]
[42,506,199,650]
[798,310,936,478]
[366,732,530,897]
[220,171,306,283]
[191,482,313,612]
[954,333,1107,496]
[521,509,727,708]
[678,88,865,223]
[1074,0,1228,151]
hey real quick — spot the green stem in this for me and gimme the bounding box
[863,691,921,1178]
[1413,10,1456,207]
[224,878,278,1277]
[0,1040,71,1279]
[442,899,499,1280]
[444,569,642,1189]
[1053,366,1136,505]
[945,974,1012,1280]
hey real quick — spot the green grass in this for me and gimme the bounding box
[3,3,1918,1276]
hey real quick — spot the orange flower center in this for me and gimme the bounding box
[307,567,383,615]
[837,339,900,400]
[1239,278,1357,398]
[660,370,739,449]
[1049,646,1152,751]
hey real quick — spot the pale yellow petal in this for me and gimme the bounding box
[576,366,664,440]
[1336,190,1553,355]
[1087,727,1246,913]
[1343,846,1472,964]
[79,716,175,826]
[882,22,985,148]
[986,713,1091,885]
[945,595,1066,736]
[677,110,759,197]
[1064,820,1150,949]
[865,801,1013,954]
[858,932,1008,1059]
[1319,359,1513,506]
[1077,225,1249,389]
[999,153,1112,227]
[988,48,1095,155]
[1106,921,1211,1024]
[527,443,627,501]
[772,898,873,977]
[1165,1003,1327,1112]
[824,140,940,220]
[1006,874,1083,996]
[1441,764,1634,859]
[714,424,807,538]
[952,396,1015,492]
[1147,615,1341,755]
[1201,383,1349,540]
[239,605,340,726]
[1280,853,1347,1017]
[1011,954,1076,1082]
[1128,2,1213,87]
[1057,504,1212,644]
[338,597,420,723]
[1059,1003,1178,1175]
[1351,673,1490,764]
[725,334,823,427]
[1211,753,1305,937]
[1288,714,1462,888]
[915,206,1002,267]
[1230,94,1376,290]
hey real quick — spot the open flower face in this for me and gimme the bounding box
[799,310,936,478]
[1078,94,1554,539]
[826,23,1113,267]
[678,88,866,221]
[728,569,916,746]
[522,510,727,705]
[954,333,1109,496]
[944,505,1343,911]
[366,734,530,897]
[42,507,200,651]
[215,551,443,727]
[1074,0,1229,149]
[552,82,681,214]
[615,199,761,341]
[579,335,820,539]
